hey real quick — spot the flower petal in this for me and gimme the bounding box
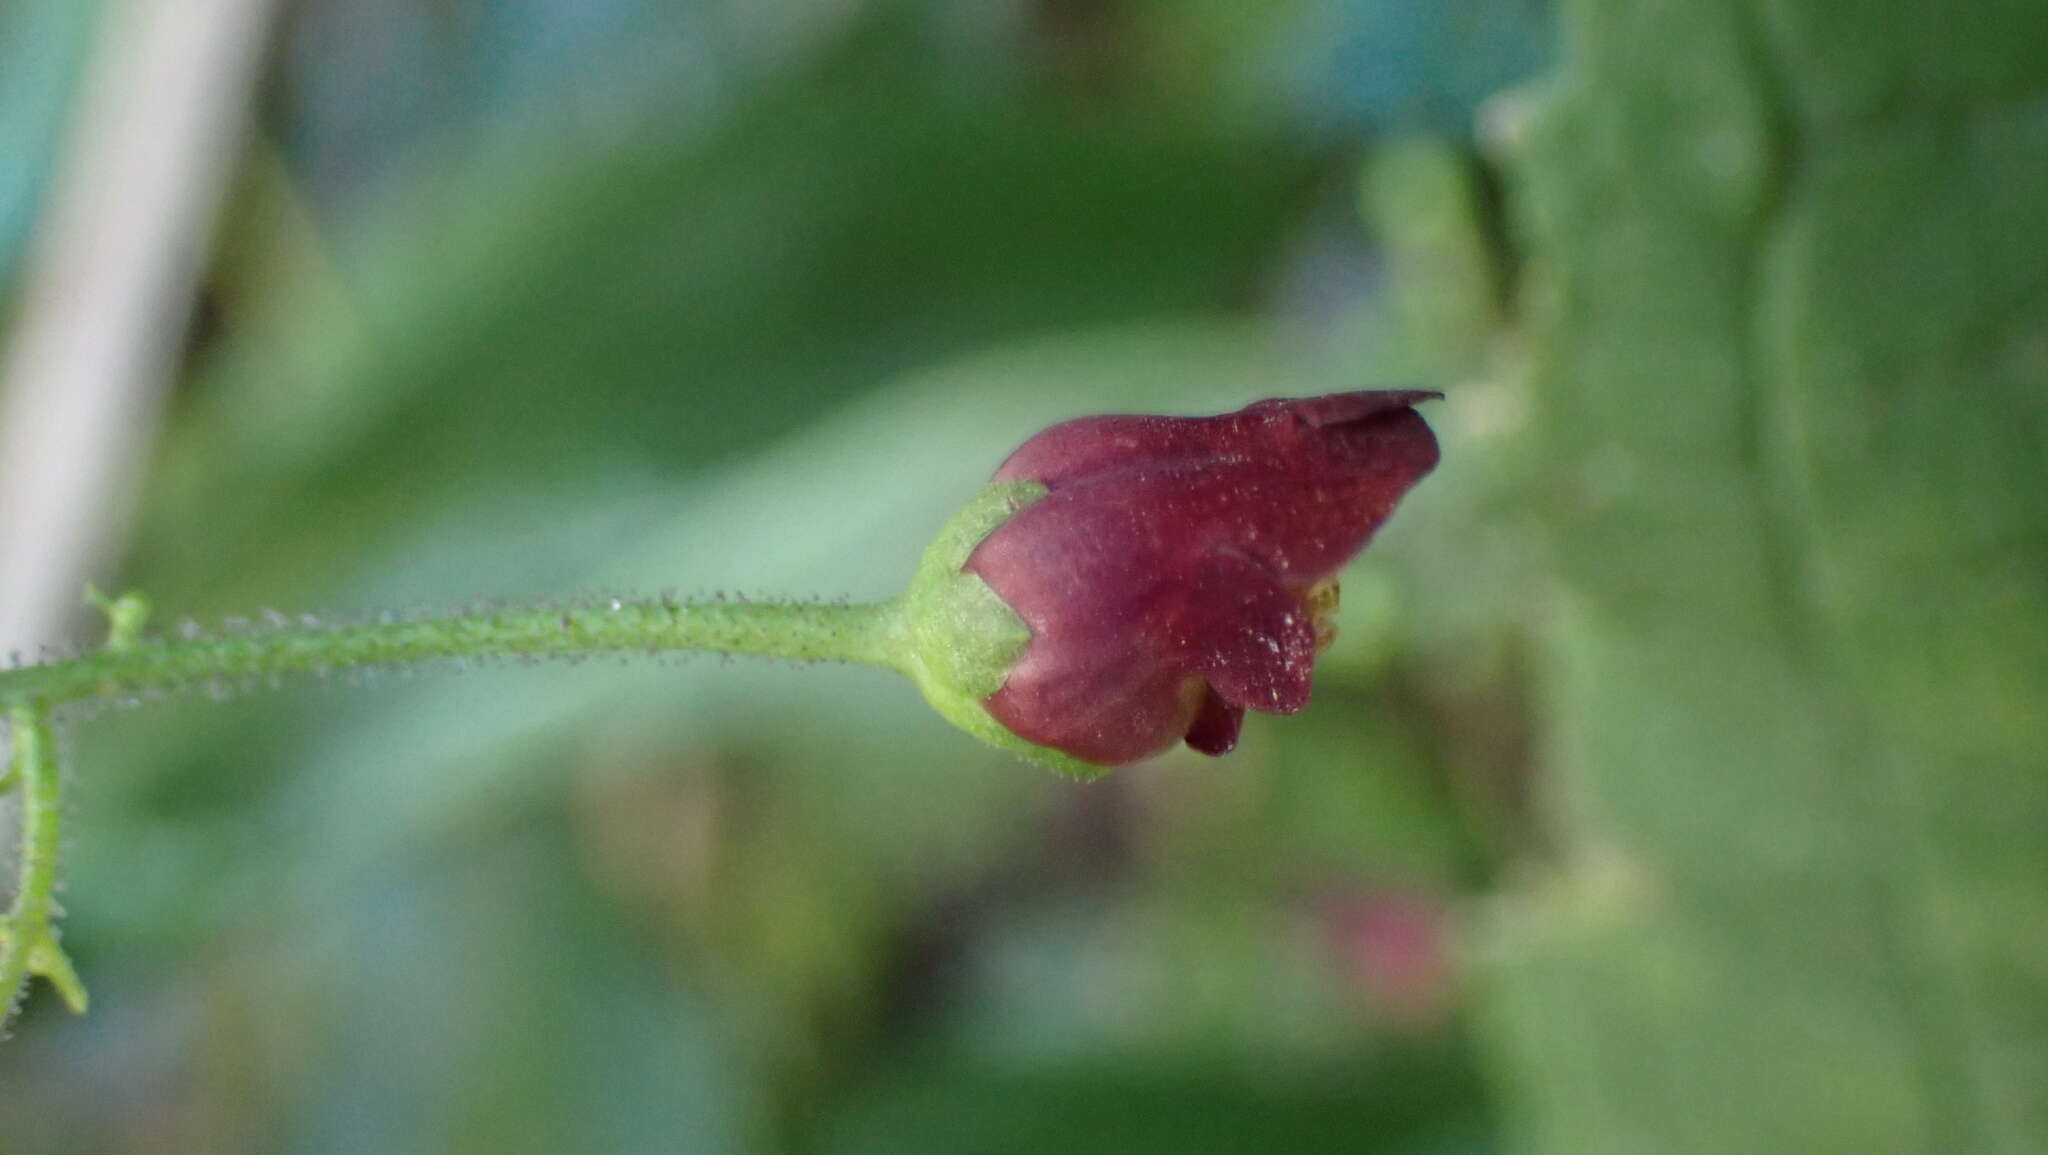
[1184,550,1318,716]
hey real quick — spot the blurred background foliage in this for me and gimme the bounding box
[0,2,1545,1152]
[3,0,2041,1153]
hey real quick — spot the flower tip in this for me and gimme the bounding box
[1255,389,1443,430]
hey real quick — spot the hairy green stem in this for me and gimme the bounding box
[1,703,86,1021]
[0,593,909,1024]
[0,595,907,709]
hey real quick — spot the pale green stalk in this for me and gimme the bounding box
[0,595,906,709]
[0,703,87,1021]
[0,592,907,1021]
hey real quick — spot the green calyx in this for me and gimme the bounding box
[890,480,1106,780]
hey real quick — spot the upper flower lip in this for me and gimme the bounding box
[965,391,1442,766]
[991,389,1442,492]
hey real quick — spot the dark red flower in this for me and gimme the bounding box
[963,391,1440,766]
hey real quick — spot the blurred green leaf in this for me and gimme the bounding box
[1476,1,2048,1152]
[819,1054,1493,1155]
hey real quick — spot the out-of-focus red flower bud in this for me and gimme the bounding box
[1315,886,1456,1033]
[961,391,1440,766]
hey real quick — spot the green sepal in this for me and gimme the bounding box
[892,480,1108,780]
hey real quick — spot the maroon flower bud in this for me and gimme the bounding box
[959,391,1440,766]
